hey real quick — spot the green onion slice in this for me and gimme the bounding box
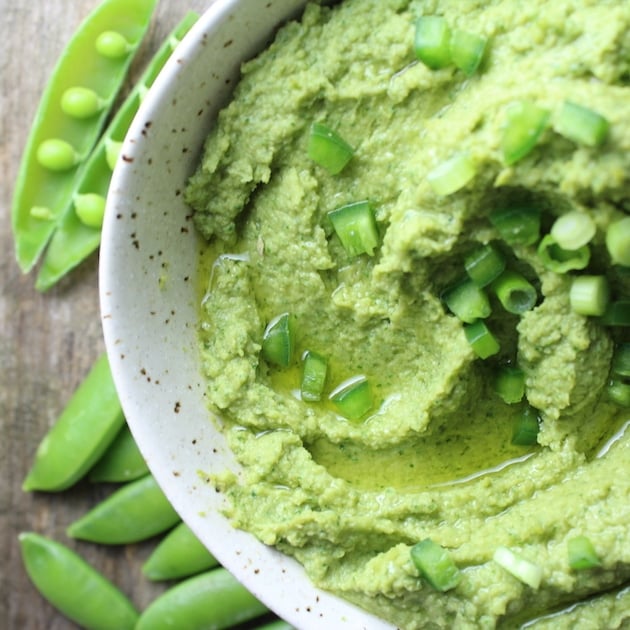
[607,379,630,407]
[554,101,609,147]
[464,243,506,288]
[427,152,476,196]
[550,211,596,251]
[537,235,590,273]
[410,539,461,592]
[611,343,630,378]
[489,206,541,246]
[501,101,550,165]
[328,200,379,257]
[567,536,601,570]
[493,546,543,589]
[492,270,537,315]
[605,216,630,267]
[493,366,525,404]
[329,375,373,421]
[308,122,354,175]
[442,279,491,323]
[569,275,610,317]
[450,29,487,76]
[300,350,328,402]
[511,405,540,446]
[261,313,295,368]
[464,320,500,359]
[600,300,630,327]
[414,16,452,70]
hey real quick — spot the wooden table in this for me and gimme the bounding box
[1,2,212,627]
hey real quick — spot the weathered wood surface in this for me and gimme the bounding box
[1,1,210,627]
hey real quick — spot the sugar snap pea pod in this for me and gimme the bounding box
[12,0,158,273]
[143,522,219,581]
[135,568,269,630]
[254,621,295,630]
[23,353,124,492]
[88,423,149,482]
[35,12,200,291]
[19,532,139,630]
[67,474,180,544]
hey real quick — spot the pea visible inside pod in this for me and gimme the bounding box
[61,87,103,119]
[74,193,106,229]
[36,139,78,172]
[95,31,131,59]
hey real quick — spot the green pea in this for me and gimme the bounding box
[95,30,131,59]
[143,522,219,581]
[23,353,125,492]
[105,138,123,170]
[89,423,149,483]
[67,474,180,544]
[61,86,104,119]
[36,139,78,172]
[19,532,139,630]
[135,568,268,630]
[74,193,106,228]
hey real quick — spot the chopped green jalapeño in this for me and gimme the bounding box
[501,101,550,165]
[308,122,354,174]
[328,200,379,257]
[261,313,295,367]
[410,539,461,592]
[567,535,601,570]
[329,375,372,421]
[414,16,452,70]
[300,350,328,402]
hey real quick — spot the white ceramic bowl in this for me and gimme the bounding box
[100,1,391,628]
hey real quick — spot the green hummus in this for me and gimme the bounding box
[185,0,630,627]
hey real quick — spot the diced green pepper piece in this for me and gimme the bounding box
[308,122,354,175]
[427,152,476,196]
[329,375,372,421]
[501,101,550,165]
[567,535,601,570]
[301,351,328,402]
[410,539,461,592]
[261,313,294,367]
[511,405,540,446]
[414,16,452,69]
[328,200,379,257]
[450,29,487,76]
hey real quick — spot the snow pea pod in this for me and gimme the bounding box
[23,353,124,492]
[12,0,158,273]
[35,11,200,291]
[67,474,180,544]
[135,568,269,630]
[19,532,138,630]
[88,423,149,482]
[143,521,219,581]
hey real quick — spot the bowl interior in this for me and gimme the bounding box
[99,1,391,628]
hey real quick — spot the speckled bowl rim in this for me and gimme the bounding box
[99,1,391,628]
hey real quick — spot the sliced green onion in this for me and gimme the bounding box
[328,200,379,257]
[537,235,590,273]
[427,152,476,196]
[550,211,596,250]
[600,300,630,327]
[414,16,452,70]
[493,546,543,589]
[569,275,610,317]
[611,344,630,378]
[607,379,630,407]
[489,206,541,246]
[464,320,500,359]
[493,366,525,404]
[329,375,372,421]
[307,122,354,175]
[449,29,487,76]
[442,279,491,323]
[464,243,506,288]
[261,313,295,368]
[501,101,550,165]
[410,539,461,592]
[511,405,540,446]
[605,216,630,267]
[554,101,609,147]
[492,270,537,314]
[567,536,601,570]
[300,350,328,402]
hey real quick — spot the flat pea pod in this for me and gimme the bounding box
[23,353,124,492]
[88,423,149,482]
[143,522,219,581]
[135,568,269,630]
[35,12,199,291]
[67,474,180,544]
[12,0,158,273]
[19,532,138,630]
[254,621,295,630]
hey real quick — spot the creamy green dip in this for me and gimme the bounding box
[185,1,630,627]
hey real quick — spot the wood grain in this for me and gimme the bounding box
[1,1,211,627]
